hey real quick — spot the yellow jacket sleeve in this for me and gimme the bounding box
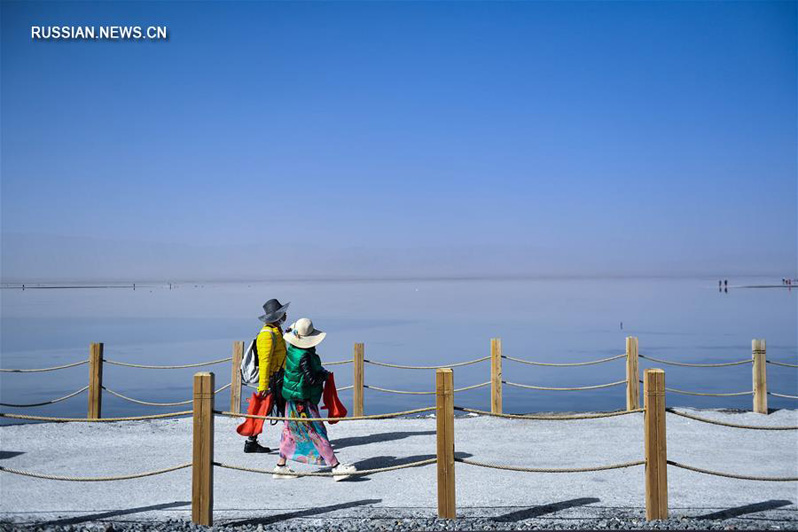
[256,328,274,393]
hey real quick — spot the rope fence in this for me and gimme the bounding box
[455,457,646,473]
[103,383,232,406]
[667,461,798,482]
[455,406,644,420]
[2,363,797,528]
[0,411,193,422]
[769,392,798,400]
[767,360,798,368]
[0,359,88,373]
[214,406,435,422]
[215,458,436,477]
[503,379,626,392]
[0,463,191,482]
[664,387,752,397]
[639,355,752,368]
[364,381,489,395]
[665,408,798,430]
[0,386,89,408]
[103,357,232,369]
[502,353,625,367]
[1,336,795,423]
[364,356,490,369]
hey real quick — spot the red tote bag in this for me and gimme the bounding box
[236,392,274,437]
[321,373,348,424]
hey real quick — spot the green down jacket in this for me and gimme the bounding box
[281,344,328,405]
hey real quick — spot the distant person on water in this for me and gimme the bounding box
[273,317,356,481]
[243,298,290,454]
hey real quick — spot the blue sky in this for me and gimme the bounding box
[1,1,795,281]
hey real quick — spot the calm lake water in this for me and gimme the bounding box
[1,277,796,422]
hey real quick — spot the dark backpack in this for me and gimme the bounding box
[268,367,286,423]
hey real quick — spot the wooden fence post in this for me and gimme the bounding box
[353,342,364,416]
[436,368,456,519]
[192,372,215,526]
[230,341,244,414]
[752,339,767,414]
[644,368,668,521]
[626,337,640,411]
[491,338,502,414]
[88,343,104,419]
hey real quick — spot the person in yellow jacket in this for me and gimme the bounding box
[244,298,290,453]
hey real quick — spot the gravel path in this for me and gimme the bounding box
[1,409,796,530]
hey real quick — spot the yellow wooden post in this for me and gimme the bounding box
[353,342,364,416]
[626,336,640,411]
[436,368,456,519]
[752,339,767,414]
[490,338,502,414]
[644,368,668,521]
[192,372,215,526]
[229,341,244,414]
[87,343,104,419]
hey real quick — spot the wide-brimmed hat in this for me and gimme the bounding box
[284,318,326,348]
[259,299,290,323]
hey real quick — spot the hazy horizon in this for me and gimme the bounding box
[1,230,795,284]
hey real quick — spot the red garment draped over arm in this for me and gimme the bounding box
[321,373,347,424]
[236,392,274,436]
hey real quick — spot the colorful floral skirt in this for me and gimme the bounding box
[279,400,336,466]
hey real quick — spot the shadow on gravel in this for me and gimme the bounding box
[223,498,382,526]
[493,498,601,522]
[0,451,24,460]
[352,452,473,474]
[696,500,794,520]
[332,430,436,450]
[38,501,190,526]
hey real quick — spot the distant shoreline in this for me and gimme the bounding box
[2,274,796,288]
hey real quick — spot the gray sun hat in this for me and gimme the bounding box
[258,299,290,323]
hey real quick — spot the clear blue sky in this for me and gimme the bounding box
[1,1,795,281]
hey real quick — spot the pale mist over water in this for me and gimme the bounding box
[1,277,796,422]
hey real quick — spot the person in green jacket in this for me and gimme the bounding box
[273,317,356,481]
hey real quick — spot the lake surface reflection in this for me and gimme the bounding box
[1,277,796,421]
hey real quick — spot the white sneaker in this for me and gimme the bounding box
[331,463,357,482]
[272,464,298,479]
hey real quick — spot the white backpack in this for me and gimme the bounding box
[241,328,276,385]
[240,337,260,385]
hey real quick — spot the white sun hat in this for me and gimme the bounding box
[284,317,327,349]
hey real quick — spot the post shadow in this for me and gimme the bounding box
[696,500,794,520]
[351,451,473,472]
[41,501,190,526]
[0,451,25,460]
[223,498,382,526]
[493,497,601,522]
[332,430,436,451]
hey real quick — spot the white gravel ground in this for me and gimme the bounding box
[1,409,796,528]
